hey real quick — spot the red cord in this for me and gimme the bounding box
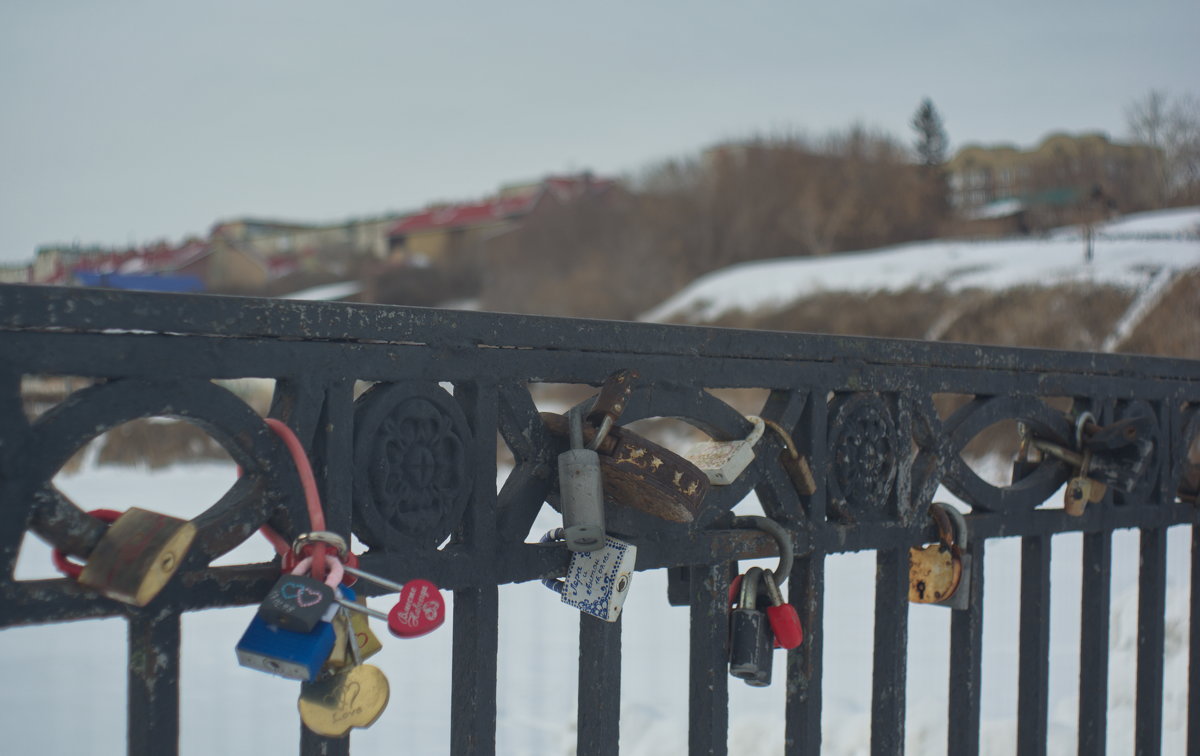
[261,418,329,580]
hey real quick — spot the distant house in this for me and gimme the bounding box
[211,215,401,264]
[946,133,1159,226]
[386,173,616,267]
[29,237,277,293]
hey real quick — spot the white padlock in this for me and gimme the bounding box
[560,536,637,622]
[685,415,765,485]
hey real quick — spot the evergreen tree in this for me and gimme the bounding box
[911,98,948,167]
[911,98,949,229]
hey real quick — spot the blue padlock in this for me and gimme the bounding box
[235,556,344,681]
[235,613,336,681]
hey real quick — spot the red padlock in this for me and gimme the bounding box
[762,570,803,649]
[335,565,446,639]
[386,579,445,638]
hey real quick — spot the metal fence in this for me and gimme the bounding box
[0,284,1197,755]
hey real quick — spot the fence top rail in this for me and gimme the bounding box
[3,284,1199,382]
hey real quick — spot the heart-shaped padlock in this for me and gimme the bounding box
[386,578,445,638]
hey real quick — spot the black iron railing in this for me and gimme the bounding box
[0,284,1197,755]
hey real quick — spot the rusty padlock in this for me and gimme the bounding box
[543,412,711,523]
[908,502,967,607]
[73,507,196,606]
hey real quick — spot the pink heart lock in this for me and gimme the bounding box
[386,579,445,638]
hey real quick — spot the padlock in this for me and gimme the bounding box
[760,570,803,650]
[559,535,637,622]
[74,507,196,606]
[685,415,765,485]
[337,563,446,638]
[909,503,970,609]
[298,663,391,737]
[236,556,344,680]
[1064,475,1106,516]
[558,407,607,551]
[344,590,383,661]
[235,610,339,681]
[299,603,391,738]
[257,557,340,633]
[326,609,350,669]
[543,412,711,524]
[729,567,773,687]
[323,586,381,669]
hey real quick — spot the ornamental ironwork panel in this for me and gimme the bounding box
[0,284,1197,756]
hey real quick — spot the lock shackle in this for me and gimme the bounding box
[928,502,968,552]
[761,417,799,460]
[739,566,764,609]
[588,415,614,451]
[585,368,635,449]
[292,531,349,560]
[538,529,568,593]
[731,515,792,588]
[568,406,586,450]
[1075,411,1097,450]
[761,569,784,607]
[51,508,122,578]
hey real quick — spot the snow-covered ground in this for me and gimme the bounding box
[0,459,1191,755]
[643,207,1200,324]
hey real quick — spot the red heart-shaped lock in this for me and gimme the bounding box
[766,603,803,649]
[387,578,445,638]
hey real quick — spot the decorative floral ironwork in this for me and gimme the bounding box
[826,393,898,521]
[353,383,473,549]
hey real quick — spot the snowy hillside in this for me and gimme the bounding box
[643,207,1200,324]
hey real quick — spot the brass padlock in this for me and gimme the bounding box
[1065,475,1106,516]
[1064,447,1107,516]
[761,418,816,496]
[78,507,196,606]
[543,412,711,523]
[908,503,964,605]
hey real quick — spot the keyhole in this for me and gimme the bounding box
[915,580,926,600]
[159,552,176,572]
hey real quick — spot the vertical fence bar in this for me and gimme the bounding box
[1190,525,1200,756]
[1017,534,1051,756]
[689,562,732,756]
[300,382,355,756]
[948,539,986,756]
[870,548,909,756]
[1077,530,1112,755]
[128,610,180,756]
[300,728,349,756]
[785,552,824,755]
[452,381,500,756]
[452,585,500,755]
[1135,527,1167,755]
[578,614,622,755]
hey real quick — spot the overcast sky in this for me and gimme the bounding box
[1,0,1197,264]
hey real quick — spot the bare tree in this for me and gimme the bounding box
[1126,89,1200,205]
